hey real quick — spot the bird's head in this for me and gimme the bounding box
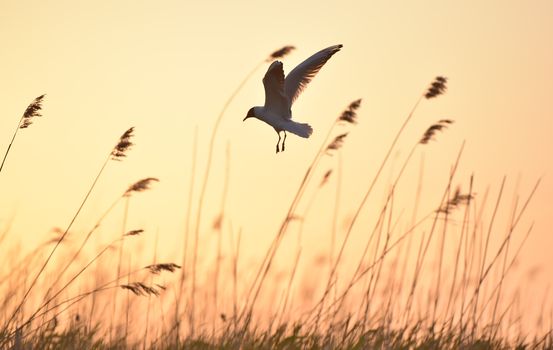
[243,107,257,122]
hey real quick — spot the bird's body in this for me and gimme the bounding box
[244,44,343,152]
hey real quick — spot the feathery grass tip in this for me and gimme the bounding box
[120,282,161,296]
[437,186,474,214]
[20,94,46,129]
[338,99,362,124]
[124,177,159,196]
[425,76,448,99]
[326,133,348,153]
[123,229,144,237]
[320,169,333,187]
[145,263,181,274]
[266,45,295,62]
[420,119,454,144]
[111,127,135,160]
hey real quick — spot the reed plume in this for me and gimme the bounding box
[145,263,181,274]
[338,98,361,124]
[319,169,333,187]
[437,185,474,214]
[326,133,348,153]
[0,95,46,174]
[425,76,448,99]
[124,177,159,196]
[266,45,296,62]
[123,229,144,237]
[120,282,161,297]
[111,127,135,160]
[420,119,454,144]
[19,94,45,129]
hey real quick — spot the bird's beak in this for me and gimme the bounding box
[243,116,250,122]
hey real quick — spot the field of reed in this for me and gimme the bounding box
[0,46,551,349]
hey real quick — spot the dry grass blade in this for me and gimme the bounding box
[111,127,135,160]
[266,45,295,61]
[20,94,46,129]
[145,263,181,274]
[124,177,159,196]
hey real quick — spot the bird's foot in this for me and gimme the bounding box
[275,144,280,153]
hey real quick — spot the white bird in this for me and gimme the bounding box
[243,44,343,153]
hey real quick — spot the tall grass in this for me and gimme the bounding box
[0,67,550,349]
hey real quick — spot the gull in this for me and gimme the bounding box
[243,44,343,153]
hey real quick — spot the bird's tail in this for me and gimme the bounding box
[284,121,313,138]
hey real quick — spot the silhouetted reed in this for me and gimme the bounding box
[124,177,159,196]
[319,169,333,187]
[338,99,361,124]
[437,185,474,214]
[266,45,296,62]
[145,263,181,274]
[326,133,348,153]
[111,127,135,160]
[425,76,448,99]
[120,283,161,297]
[19,95,45,129]
[420,119,454,144]
[123,229,144,237]
[0,95,46,174]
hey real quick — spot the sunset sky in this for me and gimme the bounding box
[1,0,552,318]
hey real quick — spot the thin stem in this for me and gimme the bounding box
[176,125,198,339]
[0,117,23,174]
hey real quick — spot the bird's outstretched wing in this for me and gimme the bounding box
[263,61,290,117]
[284,44,342,105]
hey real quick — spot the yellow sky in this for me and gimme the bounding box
[1,0,552,319]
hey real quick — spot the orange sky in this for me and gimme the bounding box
[1,0,552,325]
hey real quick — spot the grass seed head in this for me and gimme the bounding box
[437,185,474,214]
[326,133,348,153]
[266,45,295,61]
[320,169,333,187]
[338,99,362,124]
[111,127,135,160]
[425,76,448,99]
[20,94,46,129]
[121,282,161,296]
[420,119,454,144]
[123,229,144,237]
[124,177,159,197]
[145,263,181,274]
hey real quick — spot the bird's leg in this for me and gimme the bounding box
[276,131,281,153]
[282,131,287,152]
